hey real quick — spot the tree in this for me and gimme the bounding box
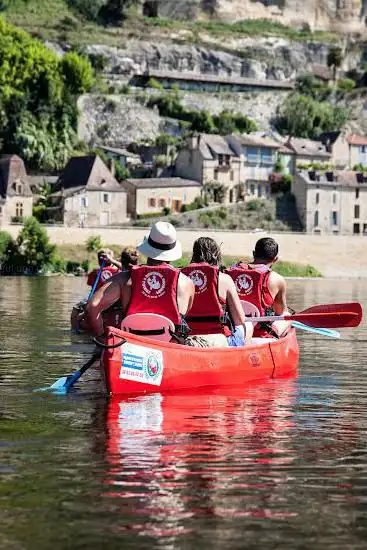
[327,46,343,81]
[0,230,13,265]
[60,52,95,96]
[15,217,56,273]
[275,94,349,139]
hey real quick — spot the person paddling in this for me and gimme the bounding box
[87,249,121,291]
[182,237,253,348]
[86,222,195,341]
[226,237,290,338]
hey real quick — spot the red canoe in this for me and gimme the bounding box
[101,327,299,395]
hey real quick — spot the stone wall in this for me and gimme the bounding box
[3,225,367,277]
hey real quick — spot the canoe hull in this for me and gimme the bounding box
[102,327,299,395]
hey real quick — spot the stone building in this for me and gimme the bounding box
[175,134,242,204]
[0,155,33,226]
[285,137,331,168]
[123,177,201,218]
[55,155,127,227]
[293,169,367,234]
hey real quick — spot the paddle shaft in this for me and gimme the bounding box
[248,311,358,328]
[65,351,101,389]
[87,261,105,301]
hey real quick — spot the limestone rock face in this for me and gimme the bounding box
[138,0,366,32]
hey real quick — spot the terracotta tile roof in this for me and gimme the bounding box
[346,135,367,146]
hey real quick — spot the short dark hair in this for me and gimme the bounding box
[191,237,222,266]
[254,238,278,261]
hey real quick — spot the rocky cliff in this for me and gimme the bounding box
[142,0,367,32]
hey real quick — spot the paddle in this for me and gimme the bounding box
[291,321,340,339]
[41,263,106,391]
[249,303,362,329]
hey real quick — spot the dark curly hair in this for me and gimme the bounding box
[191,237,222,266]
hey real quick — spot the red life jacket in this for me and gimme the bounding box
[125,264,181,326]
[87,265,120,291]
[181,263,227,335]
[226,263,273,337]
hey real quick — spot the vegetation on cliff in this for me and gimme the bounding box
[0,17,94,169]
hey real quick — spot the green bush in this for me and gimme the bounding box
[0,230,13,263]
[147,78,164,90]
[337,78,356,92]
[246,200,263,212]
[86,235,102,253]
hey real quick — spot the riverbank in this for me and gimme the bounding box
[3,225,367,277]
[56,245,321,278]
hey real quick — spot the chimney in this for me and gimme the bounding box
[108,158,115,178]
[188,135,200,150]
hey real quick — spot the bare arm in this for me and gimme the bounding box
[223,274,246,326]
[177,273,195,316]
[272,275,288,315]
[86,272,128,336]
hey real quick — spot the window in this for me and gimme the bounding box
[332,193,337,204]
[331,211,338,225]
[247,147,258,164]
[159,198,166,208]
[225,155,231,166]
[260,147,273,165]
[316,192,319,205]
[17,184,22,194]
[360,146,366,153]
[314,211,319,227]
[218,154,224,166]
[81,197,88,208]
[354,204,360,218]
[103,193,109,204]
[250,183,255,195]
[148,198,156,208]
[356,188,360,199]
[354,223,360,234]
[229,189,234,203]
[16,202,23,218]
[0,206,2,215]
[214,170,218,181]
[258,185,263,198]
[230,170,234,182]
[363,223,367,234]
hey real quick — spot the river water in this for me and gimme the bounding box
[0,277,366,550]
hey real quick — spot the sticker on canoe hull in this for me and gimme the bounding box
[119,343,164,386]
[249,352,261,368]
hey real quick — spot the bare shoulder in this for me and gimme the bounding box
[269,270,286,289]
[179,272,195,290]
[219,272,236,289]
[113,271,131,287]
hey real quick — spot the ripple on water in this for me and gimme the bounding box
[1,277,367,550]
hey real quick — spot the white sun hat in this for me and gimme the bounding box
[137,221,182,262]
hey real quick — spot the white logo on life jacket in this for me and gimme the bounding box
[235,274,253,295]
[189,270,208,294]
[101,269,113,282]
[142,272,166,298]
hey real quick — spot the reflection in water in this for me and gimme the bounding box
[1,277,367,550]
[104,381,297,537]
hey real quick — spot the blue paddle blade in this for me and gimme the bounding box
[291,321,340,339]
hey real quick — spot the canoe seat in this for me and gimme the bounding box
[121,313,175,342]
[241,300,261,317]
